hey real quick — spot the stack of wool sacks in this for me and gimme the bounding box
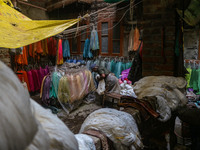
[0,60,80,150]
[133,76,188,122]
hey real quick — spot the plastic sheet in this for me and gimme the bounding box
[75,134,96,150]
[50,63,96,112]
[0,0,81,48]
[120,81,137,98]
[80,108,143,150]
[133,76,188,122]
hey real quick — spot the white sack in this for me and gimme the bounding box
[26,121,50,150]
[80,108,143,150]
[75,134,96,150]
[0,61,38,150]
[30,99,79,150]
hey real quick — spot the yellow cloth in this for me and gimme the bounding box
[76,73,82,100]
[0,0,85,48]
[87,70,95,91]
[58,76,70,103]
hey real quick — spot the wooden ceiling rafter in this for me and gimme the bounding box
[46,0,93,12]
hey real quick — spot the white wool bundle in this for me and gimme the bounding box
[75,134,96,150]
[26,121,50,150]
[0,61,38,150]
[30,99,79,150]
[133,76,188,122]
[80,108,143,150]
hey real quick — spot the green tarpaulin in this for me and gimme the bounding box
[177,0,200,26]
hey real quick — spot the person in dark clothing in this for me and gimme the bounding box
[177,105,200,150]
[91,64,120,93]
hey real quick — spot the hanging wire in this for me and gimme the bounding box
[61,2,131,38]
[89,0,126,16]
[64,0,142,38]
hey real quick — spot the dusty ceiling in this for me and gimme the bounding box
[16,0,95,11]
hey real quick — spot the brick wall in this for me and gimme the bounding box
[142,0,176,76]
[0,48,11,67]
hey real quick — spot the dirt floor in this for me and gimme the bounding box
[57,103,101,134]
[31,94,191,149]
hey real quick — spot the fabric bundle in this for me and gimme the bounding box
[80,108,143,150]
[128,27,141,52]
[62,39,70,58]
[57,70,95,104]
[17,66,49,93]
[57,39,64,65]
[48,37,57,56]
[15,46,28,65]
[40,65,95,111]
[90,28,99,50]
[83,38,93,58]
[41,39,48,56]
[133,76,188,122]
[17,70,30,91]
[40,75,51,104]
[133,27,141,51]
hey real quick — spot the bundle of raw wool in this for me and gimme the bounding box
[80,108,144,150]
[29,99,79,150]
[0,61,38,150]
[0,60,78,150]
[133,76,188,122]
[75,134,96,150]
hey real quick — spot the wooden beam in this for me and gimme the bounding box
[47,0,76,12]
[47,0,93,12]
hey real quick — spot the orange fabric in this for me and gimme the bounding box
[41,39,48,56]
[17,71,30,92]
[41,40,46,56]
[15,46,28,65]
[133,27,141,51]
[22,46,28,65]
[36,41,43,54]
[33,43,37,58]
[15,54,23,64]
[29,44,33,57]
[45,39,49,55]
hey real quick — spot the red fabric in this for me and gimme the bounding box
[27,71,35,92]
[48,37,57,56]
[29,44,33,57]
[22,46,28,65]
[57,39,63,65]
[31,70,40,91]
[36,41,43,54]
[17,71,30,92]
